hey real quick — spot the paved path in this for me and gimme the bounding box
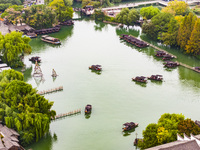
[102,1,168,11]
[0,21,9,35]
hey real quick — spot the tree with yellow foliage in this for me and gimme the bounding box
[185,18,200,55]
[161,0,189,16]
[177,12,197,50]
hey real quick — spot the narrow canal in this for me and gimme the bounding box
[24,19,200,150]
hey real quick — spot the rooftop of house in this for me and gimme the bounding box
[0,124,23,150]
[146,134,200,150]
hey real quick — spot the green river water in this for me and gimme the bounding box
[24,18,200,150]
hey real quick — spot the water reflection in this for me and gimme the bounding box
[25,132,57,150]
[85,114,91,119]
[178,66,200,88]
[116,26,140,37]
[164,67,178,72]
[148,80,163,85]
[33,76,45,86]
[23,66,32,82]
[90,70,102,75]
[122,128,136,137]
[94,21,107,31]
[133,81,147,87]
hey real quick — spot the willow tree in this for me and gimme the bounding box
[185,19,200,55]
[1,31,31,67]
[0,70,56,146]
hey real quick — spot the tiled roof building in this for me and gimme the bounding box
[0,124,24,150]
[146,134,200,150]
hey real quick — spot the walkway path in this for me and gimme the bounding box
[102,1,168,11]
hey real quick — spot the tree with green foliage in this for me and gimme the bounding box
[138,113,185,149]
[0,31,31,67]
[178,119,200,136]
[1,5,23,25]
[115,8,139,25]
[0,0,22,11]
[161,0,189,16]
[142,12,173,40]
[137,123,158,149]
[22,5,57,29]
[162,17,180,46]
[49,0,73,22]
[140,6,160,20]
[115,8,129,25]
[157,127,171,144]
[185,18,200,55]
[177,12,197,50]
[94,9,105,21]
[127,9,140,25]
[0,69,56,146]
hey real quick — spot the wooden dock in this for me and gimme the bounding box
[179,62,200,73]
[149,44,177,59]
[127,35,200,73]
[129,35,177,58]
[52,109,81,120]
[103,21,120,25]
[37,86,63,95]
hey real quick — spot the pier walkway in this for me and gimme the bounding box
[37,86,63,95]
[126,35,200,73]
[52,109,81,120]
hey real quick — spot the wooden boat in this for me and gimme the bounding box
[194,67,200,73]
[132,76,147,83]
[26,32,37,38]
[162,54,174,60]
[148,75,163,81]
[29,56,41,63]
[52,69,58,77]
[122,122,138,131]
[41,35,61,45]
[85,104,92,114]
[164,61,179,68]
[89,65,102,71]
[155,51,166,57]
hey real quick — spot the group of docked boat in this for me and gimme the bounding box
[35,25,61,35]
[27,20,74,37]
[155,51,179,68]
[132,75,163,83]
[120,34,149,48]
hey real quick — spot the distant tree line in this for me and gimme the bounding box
[142,0,200,56]
[94,0,200,56]
[0,0,23,12]
[0,69,56,146]
[137,113,200,149]
[1,0,73,29]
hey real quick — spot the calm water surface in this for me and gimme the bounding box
[24,19,200,150]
